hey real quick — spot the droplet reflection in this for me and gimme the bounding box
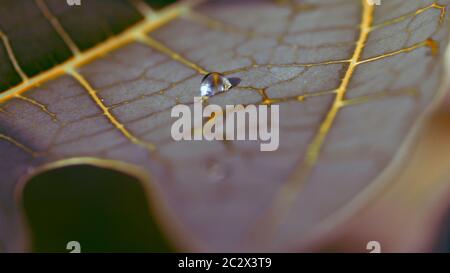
[200,72,232,97]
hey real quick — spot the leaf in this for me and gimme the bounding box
[0,0,449,252]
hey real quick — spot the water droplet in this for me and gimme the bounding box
[200,72,232,97]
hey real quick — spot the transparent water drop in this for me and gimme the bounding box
[200,72,232,97]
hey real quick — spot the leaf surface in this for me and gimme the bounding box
[0,0,449,251]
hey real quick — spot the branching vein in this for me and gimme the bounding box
[68,68,156,151]
[0,30,27,81]
[35,0,80,55]
[256,0,375,239]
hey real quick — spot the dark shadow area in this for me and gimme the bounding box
[22,164,174,252]
[229,77,242,88]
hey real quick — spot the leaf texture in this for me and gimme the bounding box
[0,0,449,251]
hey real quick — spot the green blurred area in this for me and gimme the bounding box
[0,0,179,93]
[146,0,179,9]
[23,165,174,253]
